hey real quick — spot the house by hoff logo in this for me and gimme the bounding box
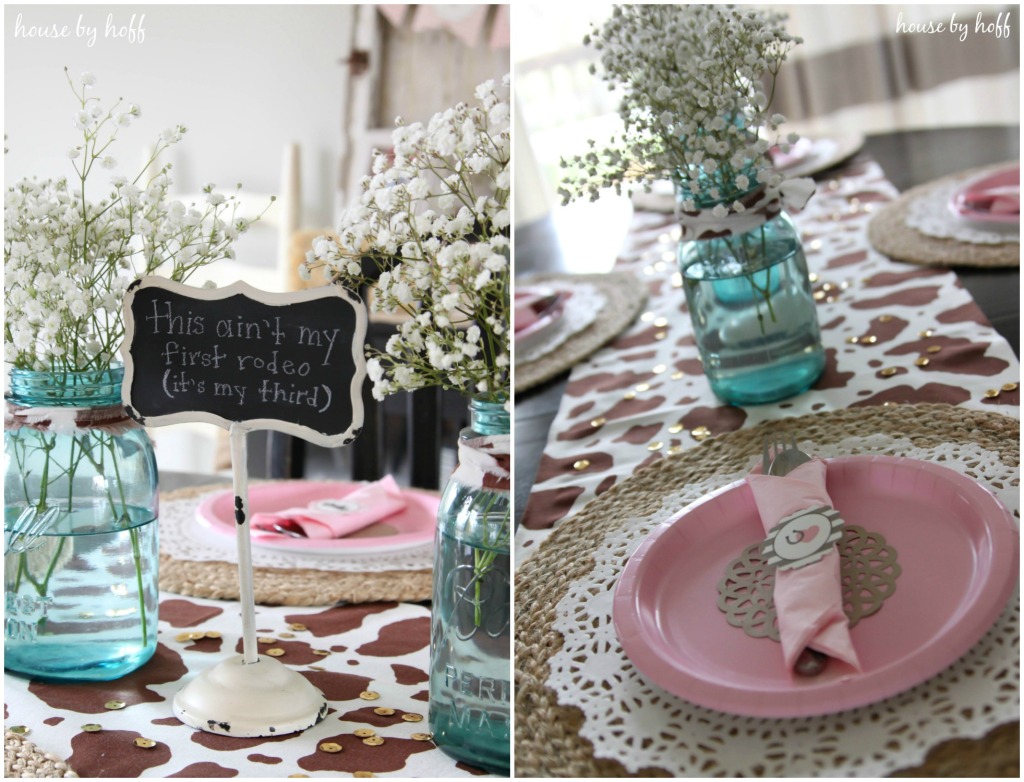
[896,10,1012,42]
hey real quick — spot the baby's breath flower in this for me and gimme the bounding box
[5,74,261,374]
[304,75,510,405]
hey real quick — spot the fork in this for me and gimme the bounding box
[762,433,812,477]
[4,505,62,555]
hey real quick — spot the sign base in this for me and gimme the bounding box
[173,654,327,737]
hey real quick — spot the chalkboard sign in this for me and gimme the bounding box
[121,277,366,446]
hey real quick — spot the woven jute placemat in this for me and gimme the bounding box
[4,731,78,778]
[515,272,648,393]
[514,403,1019,777]
[159,485,432,605]
[867,162,1019,268]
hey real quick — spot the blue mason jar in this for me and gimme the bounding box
[679,209,825,405]
[4,366,159,680]
[429,398,510,775]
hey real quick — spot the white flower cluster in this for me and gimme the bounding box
[305,75,510,406]
[560,5,802,213]
[4,70,258,373]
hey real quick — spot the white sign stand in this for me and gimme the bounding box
[121,278,367,738]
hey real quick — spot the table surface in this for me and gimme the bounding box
[513,125,1020,525]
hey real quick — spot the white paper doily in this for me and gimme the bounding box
[515,282,607,363]
[905,181,1019,244]
[160,487,434,572]
[546,435,1019,777]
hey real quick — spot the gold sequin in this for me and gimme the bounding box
[258,636,276,644]
[81,724,102,733]
[654,331,667,340]
[104,701,126,711]
[411,732,433,742]
[289,623,308,631]
[640,311,655,322]
[652,364,667,375]
[915,357,930,367]
[879,368,899,377]
[878,314,894,322]
[623,390,636,400]
[634,383,651,393]
[984,389,1001,398]
[265,648,285,657]
[1001,382,1019,392]
[861,335,878,345]
[653,317,669,328]
[204,631,221,639]
[573,459,591,471]
[354,773,376,778]
[133,738,156,749]
[278,632,295,639]
[590,417,606,428]
[362,736,385,746]
[813,291,826,301]
[354,728,376,738]
[359,691,381,701]
[667,446,684,456]
[670,371,684,380]
[926,345,942,354]
[667,423,684,434]
[175,633,194,643]
[846,336,860,344]
[9,726,29,736]
[373,707,395,716]
[919,329,934,338]
[401,713,424,722]
[647,441,663,452]
[312,649,331,656]
[690,426,711,441]
[319,742,343,753]
[809,272,820,283]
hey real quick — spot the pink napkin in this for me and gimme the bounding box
[251,475,406,540]
[747,460,861,674]
[514,289,564,334]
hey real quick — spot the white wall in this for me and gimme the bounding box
[5,4,354,280]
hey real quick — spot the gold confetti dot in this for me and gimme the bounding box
[846,336,860,344]
[175,633,194,643]
[258,636,276,644]
[1001,382,1018,392]
[647,441,663,452]
[623,390,636,400]
[809,272,820,283]
[821,282,835,292]
[308,665,326,672]
[133,738,156,749]
[265,648,285,657]
[926,345,942,354]
[652,364,667,375]
[411,732,434,742]
[359,691,381,701]
[81,724,102,733]
[312,649,330,656]
[667,446,684,456]
[640,311,655,322]
[984,389,1000,398]
[362,736,385,746]
[919,329,935,338]
[879,368,899,377]
[573,459,591,471]
[319,742,343,753]
[878,314,894,322]
[653,317,669,328]
[691,426,711,442]
[667,423,684,434]
[861,335,878,344]
[354,728,376,738]
[204,631,221,639]
[654,331,667,340]
[354,773,376,778]
[289,623,308,631]
[278,632,295,639]
[590,417,606,428]
[105,701,126,711]
[670,371,684,380]
[9,726,29,736]
[401,713,424,722]
[813,291,826,301]
[671,272,683,288]
[915,357,931,367]
[373,707,395,716]
[635,383,651,393]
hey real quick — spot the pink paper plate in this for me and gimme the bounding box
[613,455,1018,718]
[949,164,1020,226]
[196,481,437,554]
